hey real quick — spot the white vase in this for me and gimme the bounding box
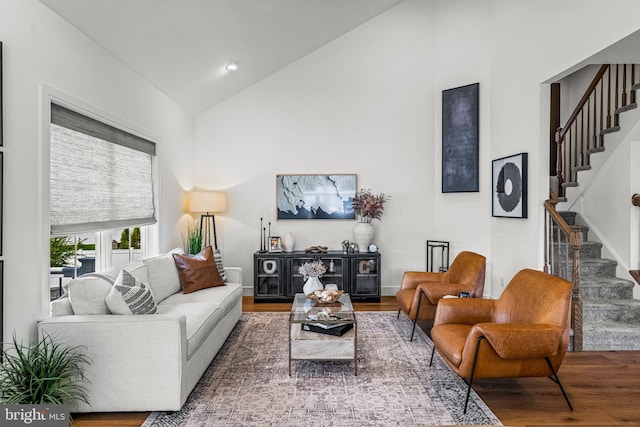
[281,232,294,253]
[303,276,323,295]
[353,222,374,253]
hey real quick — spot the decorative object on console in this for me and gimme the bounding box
[492,152,528,218]
[281,232,294,252]
[305,245,327,253]
[269,236,282,252]
[299,260,326,295]
[276,174,356,220]
[352,189,389,253]
[189,190,227,249]
[442,82,479,193]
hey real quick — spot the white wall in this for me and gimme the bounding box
[195,0,437,295]
[0,0,194,341]
[196,0,640,298]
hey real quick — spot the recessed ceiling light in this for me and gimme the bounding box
[225,62,239,72]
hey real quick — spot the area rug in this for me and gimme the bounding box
[142,312,502,426]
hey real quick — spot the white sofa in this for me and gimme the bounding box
[37,249,243,413]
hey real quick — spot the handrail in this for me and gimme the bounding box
[555,64,640,198]
[544,194,583,351]
[558,65,609,141]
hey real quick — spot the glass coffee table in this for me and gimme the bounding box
[289,292,357,375]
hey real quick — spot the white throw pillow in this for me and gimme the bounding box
[67,276,113,315]
[106,269,158,315]
[142,247,184,302]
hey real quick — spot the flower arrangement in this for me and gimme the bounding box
[298,260,327,279]
[352,189,389,223]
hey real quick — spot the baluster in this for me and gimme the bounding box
[580,109,585,168]
[607,66,612,129]
[600,76,605,148]
[586,96,591,155]
[632,64,637,105]
[556,128,564,198]
[622,64,628,108]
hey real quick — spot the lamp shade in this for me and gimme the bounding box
[189,191,227,213]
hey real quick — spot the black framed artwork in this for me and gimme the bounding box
[492,152,528,218]
[442,82,479,193]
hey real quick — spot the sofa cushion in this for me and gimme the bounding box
[142,247,183,302]
[68,275,113,315]
[173,246,224,294]
[106,270,158,315]
[161,282,242,318]
[157,302,222,359]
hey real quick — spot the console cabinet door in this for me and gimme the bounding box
[350,255,380,299]
[254,255,285,299]
[318,255,345,291]
[287,255,315,297]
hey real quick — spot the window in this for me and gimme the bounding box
[49,102,156,299]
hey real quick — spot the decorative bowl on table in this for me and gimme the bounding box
[307,289,344,304]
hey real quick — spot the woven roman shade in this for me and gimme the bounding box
[50,103,157,235]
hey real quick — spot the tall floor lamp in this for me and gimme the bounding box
[189,191,228,250]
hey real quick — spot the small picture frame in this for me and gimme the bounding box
[269,236,282,253]
[492,152,528,218]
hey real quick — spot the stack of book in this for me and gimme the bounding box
[301,322,353,336]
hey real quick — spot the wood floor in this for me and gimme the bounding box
[71,296,640,427]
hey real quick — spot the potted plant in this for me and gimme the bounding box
[49,236,74,268]
[299,260,327,295]
[351,189,389,252]
[182,222,203,255]
[0,333,92,405]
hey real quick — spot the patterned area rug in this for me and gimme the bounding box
[142,312,502,426]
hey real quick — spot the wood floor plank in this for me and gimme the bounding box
[70,297,640,426]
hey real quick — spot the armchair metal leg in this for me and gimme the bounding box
[410,289,425,341]
[429,346,436,366]
[464,336,485,414]
[397,308,401,319]
[545,357,574,411]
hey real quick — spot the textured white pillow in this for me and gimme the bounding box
[142,247,184,302]
[67,276,113,315]
[106,269,158,315]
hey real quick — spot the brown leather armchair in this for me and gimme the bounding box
[396,251,486,340]
[430,268,573,413]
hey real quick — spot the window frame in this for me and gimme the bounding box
[41,85,159,312]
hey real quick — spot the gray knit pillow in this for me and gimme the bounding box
[214,249,227,282]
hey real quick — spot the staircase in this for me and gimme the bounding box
[545,64,640,351]
[556,211,640,350]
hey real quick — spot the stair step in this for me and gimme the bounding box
[580,259,618,277]
[586,146,605,154]
[583,298,640,322]
[600,125,621,135]
[561,181,579,188]
[615,102,637,114]
[583,320,640,350]
[551,240,602,259]
[575,165,592,171]
[558,211,576,225]
[632,82,640,91]
[581,276,634,299]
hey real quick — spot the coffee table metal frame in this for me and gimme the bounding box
[288,292,357,375]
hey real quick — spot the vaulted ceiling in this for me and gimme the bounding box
[38,0,405,115]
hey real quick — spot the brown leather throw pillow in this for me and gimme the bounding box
[173,246,225,294]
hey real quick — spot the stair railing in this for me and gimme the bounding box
[555,64,640,198]
[544,192,584,351]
